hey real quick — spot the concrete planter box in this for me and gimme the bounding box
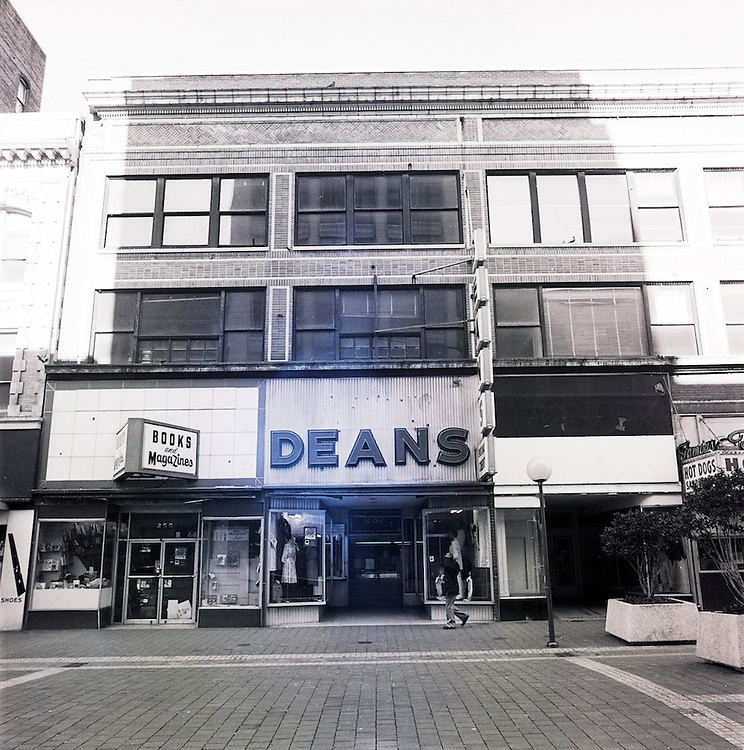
[605,597,698,643]
[696,611,744,671]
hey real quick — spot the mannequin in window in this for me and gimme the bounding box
[281,536,298,598]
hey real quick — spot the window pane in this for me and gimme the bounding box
[94,291,137,332]
[487,175,534,244]
[585,174,633,243]
[636,208,683,242]
[424,287,463,325]
[710,207,744,241]
[722,284,744,323]
[93,332,135,364]
[354,175,402,208]
[297,176,346,211]
[2,212,30,259]
[224,331,263,362]
[107,179,156,213]
[495,328,543,358]
[219,215,267,246]
[377,289,419,326]
[646,285,694,324]
[0,382,9,410]
[727,326,744,355]
[634,172,679,206]
[219,177,268,211]
[544,287,647,357]
[494,287,539,325]
[409,175,458,208]
[705,171,744,206]
[164,179,211,212]
[140,293,221,336]
[425,328,466,359]
[225,291,265,330]
[295,331,335,360]
[503,509,542,596]
[295,290,335,329]
[0,354,13,380]
[374,336,420,359]
[163,215,209,246]
[0,260,25,284]
[354,212,403,244]
[339,290,375,333]
[340,336,372,359]
[105,216,153,247]
[410,209,460,243]
[296,214,346,245]
[536,175,583,244]
[651,325,698,356]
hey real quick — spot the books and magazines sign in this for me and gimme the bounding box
[114,418,199,480]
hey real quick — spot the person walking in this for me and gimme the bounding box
[442,551,469,629]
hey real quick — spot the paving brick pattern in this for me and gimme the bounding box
[1,619,742,749]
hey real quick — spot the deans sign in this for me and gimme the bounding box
[114,418,199,480]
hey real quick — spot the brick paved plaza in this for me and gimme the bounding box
[1,614,743,750]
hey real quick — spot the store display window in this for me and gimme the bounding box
[495,509,544,597]
[201,518,262,608]
[268,510,325,604]
[423,508,493,603]
[31,519,116,610]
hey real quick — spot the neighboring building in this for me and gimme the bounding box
[0,113,82,629]
[0,0,45,113]
[28,68,744,628]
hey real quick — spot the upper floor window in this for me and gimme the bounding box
[92,289,265,364]
[0,208,31,284]
[721,283,744,354]
[295,173,462,246]
[104,176,269,249]
[705,170,744,241]
[0,331,15,412]
[487,171,683,245]
[15,77,29,113]
[492,283,697,359]
[293,286,467,361]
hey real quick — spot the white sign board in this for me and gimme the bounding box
[681,450,744,493]
[114,418,199,480]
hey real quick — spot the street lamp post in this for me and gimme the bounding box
[526,457,558,648]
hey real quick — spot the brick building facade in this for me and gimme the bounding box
[23,68,744,628]
[0,0,45,113]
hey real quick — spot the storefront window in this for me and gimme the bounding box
[496,509,544,597]
[31,520,115,609]
[268,510,325,604]
[423,508,492,603]
[201,518,262,608]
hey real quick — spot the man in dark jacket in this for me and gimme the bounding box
[442,551,469,629]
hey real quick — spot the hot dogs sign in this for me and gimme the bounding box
[678,430,744,493]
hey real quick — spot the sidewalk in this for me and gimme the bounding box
[1,616,743,749]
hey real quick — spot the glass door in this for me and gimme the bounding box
[125,540,197,623]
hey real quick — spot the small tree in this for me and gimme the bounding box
[682,468,744,612]
[600,508,685,601]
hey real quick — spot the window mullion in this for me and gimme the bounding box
[528,173,540,243]
[346,175,354,245]
[152,179,166,247]
[577,173,591,243]
[536,286,547,356]
[209,178,220,247]
[626,172,642,243]
[402,174,412,244]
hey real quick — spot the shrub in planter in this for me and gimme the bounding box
[682,468,744,613]
[601,508,696,643]
[600,508,685,602]
[683,468,744,670]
